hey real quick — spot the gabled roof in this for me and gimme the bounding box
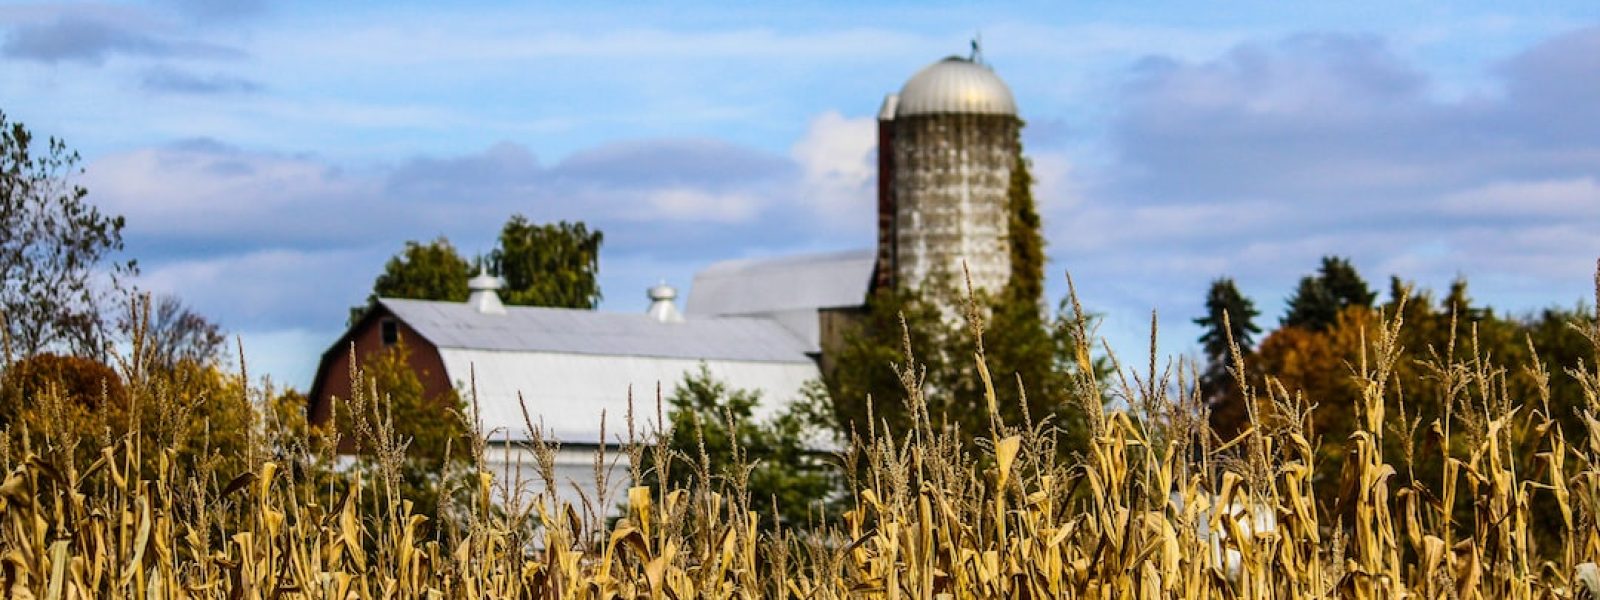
[377,298,815,364]
[685,249,874,317]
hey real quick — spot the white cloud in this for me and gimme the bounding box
[1438,177,1600,218]
[789,111,876,228]
[641,188,762,223]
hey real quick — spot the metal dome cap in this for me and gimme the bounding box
[895,56,1017,118]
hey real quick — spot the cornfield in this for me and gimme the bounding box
[7,269,1600,599]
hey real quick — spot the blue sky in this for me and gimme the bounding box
[4,1,1600,388]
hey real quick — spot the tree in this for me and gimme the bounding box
[1196,278,1262,359]
[1004,149,1045,308]
[0,353,126,430]
[491,217,603,309]
[130,294,227,369]
[1193,278,1261,435]
[1318,256,1376,309]
[825,284,954,439]
[1282,256,1374,332]
[372,237,473,303]
[0,111,135,360]
[658,365,836,528]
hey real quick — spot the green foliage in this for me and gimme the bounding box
[825,276,1106,453]
[1317,256,1377,309]
[1195,278,1262,359]
[372,237,473,303]
[492,216,603,309]
[0,111,135,360]
[1282,256,1375,331]
[656,365,836,528]
[1004,150,1045,307]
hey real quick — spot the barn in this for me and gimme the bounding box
[308,254,873,505]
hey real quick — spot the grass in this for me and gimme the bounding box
[5,269,1600,598]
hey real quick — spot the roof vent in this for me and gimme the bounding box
[467,268,506,315]
[647,281,684,323]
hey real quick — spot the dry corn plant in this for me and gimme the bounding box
[8,267,1600,598]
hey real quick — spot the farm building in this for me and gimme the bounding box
[307,50,1021,505]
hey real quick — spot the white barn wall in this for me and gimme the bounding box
[439,349,820,444]
[480,444,632,518]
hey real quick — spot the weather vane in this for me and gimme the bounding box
[970,32,984,64]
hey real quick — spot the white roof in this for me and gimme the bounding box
[684,249,874,351]
[895,56,1017,117]
[685,249,874,317]
[380,298,812,363]
[375,297,821,443]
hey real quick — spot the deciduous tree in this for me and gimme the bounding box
[0,111,135,360]
[372,237,473,303]
[492,217,603,309]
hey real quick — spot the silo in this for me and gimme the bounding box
[875,54,1021,297]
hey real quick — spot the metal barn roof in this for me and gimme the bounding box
[685,249,874,317]
[684,249,875,352]
[378,297,814,364]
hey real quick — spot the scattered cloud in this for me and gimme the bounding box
[84,120,880,347]
[1438,177,1600,220]
[1048,25,1600,357]
[2,15,242,65]
[140,66,261,94]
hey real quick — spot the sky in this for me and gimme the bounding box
[4,1,1600,388]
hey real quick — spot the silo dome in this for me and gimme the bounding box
[894,56,1018,117]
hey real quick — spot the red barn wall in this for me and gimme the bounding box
[309,308,453,429]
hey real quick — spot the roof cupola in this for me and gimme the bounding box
[467,268,506,315]
[647,281,684,323]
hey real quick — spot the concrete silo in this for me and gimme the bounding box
[875,53,1021,297]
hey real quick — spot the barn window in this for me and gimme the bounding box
[380,319,398,346]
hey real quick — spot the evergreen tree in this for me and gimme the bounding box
[1317,256,1376,309]
[1282,256,1373,331]
[1282,276,1338,331]
[1193,278,1261,436]
[1195,278,1262,359]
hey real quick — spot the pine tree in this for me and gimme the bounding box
[1317,256,1376,309]
[1193,278,1261,436]
[1282,256,1372,331]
